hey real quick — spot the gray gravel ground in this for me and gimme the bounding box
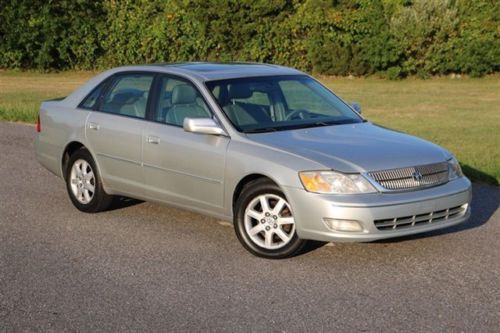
[0,122,499,332]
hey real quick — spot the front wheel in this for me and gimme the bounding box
[65,149,113,213]
[234,179,307,259]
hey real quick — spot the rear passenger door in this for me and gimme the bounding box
[84,72,154,195]
[142,75,229,213]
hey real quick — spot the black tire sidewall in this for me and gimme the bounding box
[234,179,306,259]
[65,149,111,213]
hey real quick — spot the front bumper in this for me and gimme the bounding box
[283,177,472,242]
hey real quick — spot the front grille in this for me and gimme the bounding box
[368,162,449,191]
[374,204,467,231]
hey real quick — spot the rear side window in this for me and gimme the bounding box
[99,74,154,119]
[80,81,108,110]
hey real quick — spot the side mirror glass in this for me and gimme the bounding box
[351,102,362,114]
[183,118,227,136]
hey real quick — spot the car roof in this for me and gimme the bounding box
[113,62,305,82]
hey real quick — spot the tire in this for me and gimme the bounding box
[234,178,307,259]
[65,148,113,213]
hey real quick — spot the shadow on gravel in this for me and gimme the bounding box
[461,164,498,186]
[107,196,144,211]
[299,241,328,255]
[377,184,499,243]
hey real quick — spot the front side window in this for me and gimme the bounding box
[154,76,212,126]
[206,75,363,133]
[99,74,154,119]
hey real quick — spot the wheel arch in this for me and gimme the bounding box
[232,173,280,215]
[61,141,99,180]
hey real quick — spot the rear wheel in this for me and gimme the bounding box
[65,149,113,213]
[234,179,307,259]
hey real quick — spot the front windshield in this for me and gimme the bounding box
[206,75,363,133]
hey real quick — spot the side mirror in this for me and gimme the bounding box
[351,102,362,114]
[183,118,227,136]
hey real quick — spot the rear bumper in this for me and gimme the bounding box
[283,177,472,242]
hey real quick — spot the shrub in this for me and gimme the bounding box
[0,0,104,70]
[385,66,403,80]
[452,0,499,76]
[0,0,497,76]
[389,0,459,76]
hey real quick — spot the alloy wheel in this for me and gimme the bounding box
[69,159,95,204]
[244,194,295,250]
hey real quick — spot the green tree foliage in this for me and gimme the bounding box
[0,0,104,69]
[0,0,497,77]
[303,0,399,75]
[452,0,499,77]
[390,0,460,77]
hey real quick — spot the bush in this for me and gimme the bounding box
[452,0,499,77]
[385,66,403,80]
[0,0,497,77]
[390,0,459,76]
[98,0,197,66]
[0,0,104,70]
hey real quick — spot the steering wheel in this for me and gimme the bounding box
[285,109,311,120]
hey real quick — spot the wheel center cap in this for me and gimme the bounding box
[265,216,274,224]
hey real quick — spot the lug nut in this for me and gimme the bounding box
[265,212,270,217]
[265,226,270,231]
[273,224,277,228]
[273,215,277,219]
[261,219,265,224]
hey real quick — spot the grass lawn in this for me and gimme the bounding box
[1,70,499,185]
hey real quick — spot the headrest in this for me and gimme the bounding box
[172,84,197,105]
[228,84,253,99]
[112,89,143,104]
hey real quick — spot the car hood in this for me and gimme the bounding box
[245,122,451,173]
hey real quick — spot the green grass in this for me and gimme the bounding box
[1,70,499,185]
[0,71,96,122]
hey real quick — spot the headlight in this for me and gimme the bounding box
[448,157,463,180]
[299,171,377,194]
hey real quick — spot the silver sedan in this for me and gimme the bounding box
[35,63,472,258]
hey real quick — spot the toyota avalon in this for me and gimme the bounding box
[35,63,472,258]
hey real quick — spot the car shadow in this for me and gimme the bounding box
[300,240,329,255]
[461,164,498,186]
[107,196,144,211]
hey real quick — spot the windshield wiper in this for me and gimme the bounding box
[311,121,331,126]
[290,121,335,130]
[245,127,279,133]
[246,122,333,133]
[245,120,351,133]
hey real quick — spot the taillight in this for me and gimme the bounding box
[36,114,41,132]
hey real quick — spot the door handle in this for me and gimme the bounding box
[88,122,100,130]
[147,136,160,144]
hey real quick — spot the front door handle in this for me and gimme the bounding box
[88,122,100,130]
[147,136,160,144]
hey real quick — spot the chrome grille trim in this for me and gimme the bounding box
[368,162,449,191]
[374,204,467,231]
